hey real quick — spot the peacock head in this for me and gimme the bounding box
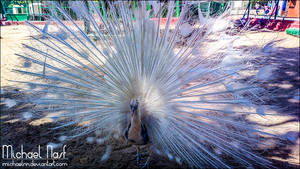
[129,99,139,117]
[125,99,149,145]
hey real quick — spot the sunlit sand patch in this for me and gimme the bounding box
[4,118,20,124]
[29,118,54,126]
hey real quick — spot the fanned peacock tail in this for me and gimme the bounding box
[12,1,283,168]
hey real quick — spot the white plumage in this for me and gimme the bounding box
[13,1,286,168]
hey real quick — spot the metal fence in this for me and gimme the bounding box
[1,0,82,21]
[0,0,228,21]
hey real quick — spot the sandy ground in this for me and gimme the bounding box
[1,25,299,169]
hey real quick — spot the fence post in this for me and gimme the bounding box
[52,0,54,17]
[133,0,136,20]
[37,0,41,21]
[101,2,106,21]
[25,0,30,20]
[176,0,180,17]
[207,2,211,17]
[228,0,232,15]
[147,2,150,10]
[32,0,36,20]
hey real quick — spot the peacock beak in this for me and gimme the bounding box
[130,110,134,116]
[130,109,137,117]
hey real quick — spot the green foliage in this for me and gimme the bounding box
[251,0,270,6]
[6,0,26,7]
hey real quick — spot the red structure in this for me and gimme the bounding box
[248,18,299,31]
[286,0,300,18]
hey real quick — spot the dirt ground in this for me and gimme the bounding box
[1,25,299,169]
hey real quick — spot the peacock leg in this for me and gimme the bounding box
[141,149,152,169]
[136,146,141,165]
